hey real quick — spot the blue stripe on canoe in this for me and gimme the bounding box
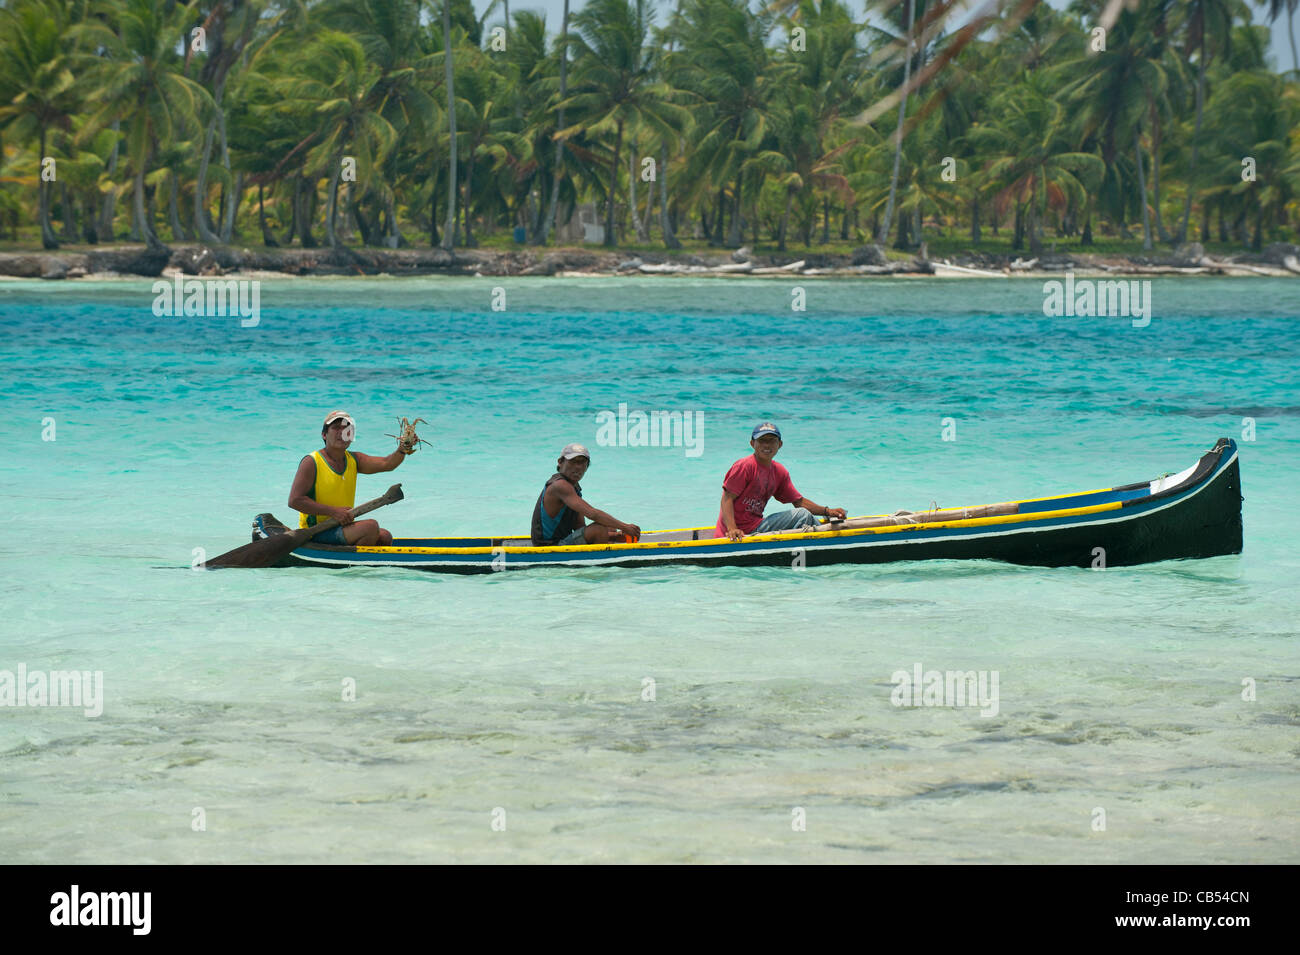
[1016,486,1149,512]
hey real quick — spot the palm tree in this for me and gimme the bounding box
[970,70,1103,255]
[876,0,914,246]
[281,31,397,249]
[1172,0,1235,242]
[0,0,81,249]
[562,0,687,247]
[675,0,784,247]
[538,0,570,244]
[188,1,264,245]
[76,0,212,253]
[441,0,458,250]
[319,0,438,248]
[1054,2,1171,250]
[773,0,867,246]
[1201,70,1297,249]
[451,47,530,245]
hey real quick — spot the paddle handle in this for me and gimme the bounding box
[301,483,404,540]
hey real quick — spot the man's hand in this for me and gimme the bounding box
[620,523,641,539]
[726,525,745,542]
[331,506,355,526]
[826,507,847,521]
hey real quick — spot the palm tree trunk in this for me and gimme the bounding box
[98,120,121,242]
[222,172,242,242]
[134,164,166,253]
[1133,126,1153,251]
[284,177,299,246]
[299,176,318,248]
[1176,41,1207,243]
[326,151,344,248]
[712,188,726,245]
[38,126,58,249]
[726,176,742,247]
[168,171,187,241]
[659,142,680,248]
[259,183,278,246]
[385,190,403,248]
[539,0,570,244]
[970,195,980,243]
[217,101,238,242]
[877,0,914,245]
[60,182,78,243]
[629,152,647,242]
[1150,104,1170,243]
[194,80,224,244]
[604,119,624,247]
[462,150,476,246]
[1028,178,1042,256]
[430,180,440,246]
[442,0,458,251]
[640,157,654,242]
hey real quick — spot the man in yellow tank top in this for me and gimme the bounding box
[288,410,409,546]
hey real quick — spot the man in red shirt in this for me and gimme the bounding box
[715,422,846,540]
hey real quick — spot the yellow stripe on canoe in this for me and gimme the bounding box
[395,487,1124,548]
[357,499,1124,556]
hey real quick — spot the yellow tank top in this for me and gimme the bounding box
[299,450,357,528]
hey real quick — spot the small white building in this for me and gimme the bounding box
[555,202,605,244]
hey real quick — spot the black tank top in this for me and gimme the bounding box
[531,473,583,545]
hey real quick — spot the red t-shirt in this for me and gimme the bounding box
[714,456,802,537]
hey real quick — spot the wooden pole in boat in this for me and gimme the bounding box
[205,484,404,569]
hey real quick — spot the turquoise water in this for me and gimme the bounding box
[1,275,1296,863]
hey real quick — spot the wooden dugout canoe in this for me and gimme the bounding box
[247,438,1242,573]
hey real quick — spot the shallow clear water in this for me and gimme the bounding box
[2,275,1297,863]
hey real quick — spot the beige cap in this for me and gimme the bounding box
[560,443,591,460]
[323,410,354,427]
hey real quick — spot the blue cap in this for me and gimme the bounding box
[751,421,782,440]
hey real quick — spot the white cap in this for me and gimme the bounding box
[324,410,354,428]
[560,443,591,460]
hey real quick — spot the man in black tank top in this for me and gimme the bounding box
[531,443,641,546]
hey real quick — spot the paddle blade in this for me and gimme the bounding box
[205,528,309,569]
[203,483,403,569]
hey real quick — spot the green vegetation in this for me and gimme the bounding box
[1,0,1297,255]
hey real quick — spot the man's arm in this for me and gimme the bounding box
[552,481,640,537]
[353,448,405,474]
[720,490,744,541]
[795,497,847,521]
[288,456,353,525]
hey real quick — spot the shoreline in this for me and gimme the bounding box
[1,241,1297,281]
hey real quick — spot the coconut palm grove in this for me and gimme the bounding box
[1,0,1297,257]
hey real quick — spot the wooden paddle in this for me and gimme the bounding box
[205,483,404,569]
